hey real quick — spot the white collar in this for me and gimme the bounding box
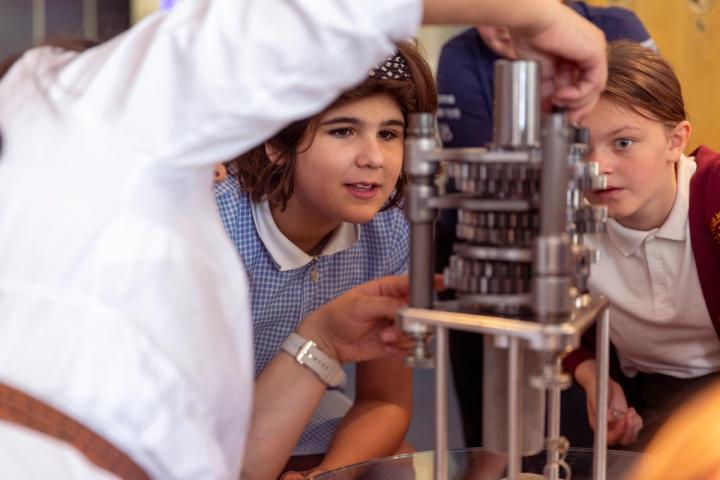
[607,154,694,256]
[250,198,360,271]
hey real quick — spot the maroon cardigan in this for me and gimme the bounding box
[564,145,720,375]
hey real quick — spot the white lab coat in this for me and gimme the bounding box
[0,0,420,478]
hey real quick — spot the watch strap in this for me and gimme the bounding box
[281,332,346,387]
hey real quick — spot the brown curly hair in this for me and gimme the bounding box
[232,40,437,211]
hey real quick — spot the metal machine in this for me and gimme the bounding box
[399,59,612,480]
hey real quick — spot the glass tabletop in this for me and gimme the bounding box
[315,447,642,479]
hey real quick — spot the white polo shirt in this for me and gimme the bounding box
[251,198,360,271]
[587,154,720,378]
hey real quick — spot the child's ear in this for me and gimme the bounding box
[213,163,228,182]
[667,120,692,162]
[264,142,285,165]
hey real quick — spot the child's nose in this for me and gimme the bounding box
[356,138,384,168]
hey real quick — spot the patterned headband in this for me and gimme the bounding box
[368,53,411,81]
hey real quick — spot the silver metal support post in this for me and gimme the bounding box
[410,220,434,310]
[593,307,610,480]
[545,357,564,480]
[402,113,438,366]
[435,326,449,480]
[507,337,522,480]
[494,60,540,148]
[539,113,570,237]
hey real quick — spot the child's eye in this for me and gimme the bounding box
[613,138,635,150]
[378,129,400,140]
[329,128,353,138]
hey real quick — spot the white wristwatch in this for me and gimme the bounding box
[281,332,346,387]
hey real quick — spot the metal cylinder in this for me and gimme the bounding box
[435,326,449,480]
[409,221,434,309]
[593,307,611,480]
[402,113,438,367]
[482,338,545,455]
[405,113,438,310]
[539,113,570,236]
[493,60,541,149]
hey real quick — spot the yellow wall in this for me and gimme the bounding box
[588,0,720,151]
[130,0,159,24]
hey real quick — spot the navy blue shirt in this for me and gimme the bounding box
[436,1,654,150]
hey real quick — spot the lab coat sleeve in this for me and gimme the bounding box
[41,0,422,167]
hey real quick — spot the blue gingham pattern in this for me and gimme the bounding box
[214,176,409,455]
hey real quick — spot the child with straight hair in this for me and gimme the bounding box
[214,40,437,477]
[566,40,720,449]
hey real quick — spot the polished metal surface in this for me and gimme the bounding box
[494,60,541,149]
[593,308,611,480]
[483,340,545,456]
[435,327,449,480]
[400,57,611,479]
[398,297,608,352]
[402,113,439,367]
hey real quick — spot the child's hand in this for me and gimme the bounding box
[607,405,643,446]
[575,359,643,445]
[296,275,412,364]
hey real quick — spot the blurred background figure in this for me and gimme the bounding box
[629,379,720,480]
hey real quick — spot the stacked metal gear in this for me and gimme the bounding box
[444,146,605,310]
[442,61,606,314]
[568,127,608,237]
[444,160,540,311]
[446,162,541,201]
[456,208,539,247]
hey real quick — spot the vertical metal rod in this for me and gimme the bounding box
[32,0,46,46]
[435,326,449,480]
[593,307,610,480]
[539,114,570,236]
[507,338,522,480]
[403,114,437,366]
[83,0,98,39]
[409,221,434,309]
[547,358,562,480]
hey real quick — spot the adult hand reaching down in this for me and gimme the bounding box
[422,0,607,123]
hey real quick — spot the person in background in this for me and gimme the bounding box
[0,0,609,478]
[214,40,435,478]
[433,0,654,449]
[566,40,720,450]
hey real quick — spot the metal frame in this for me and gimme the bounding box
[399,301,611,480]
[402,59,611,480]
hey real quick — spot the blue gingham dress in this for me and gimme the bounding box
[214,176,409,454]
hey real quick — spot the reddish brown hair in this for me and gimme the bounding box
[604,40,687,128]
[232,40,437,211]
